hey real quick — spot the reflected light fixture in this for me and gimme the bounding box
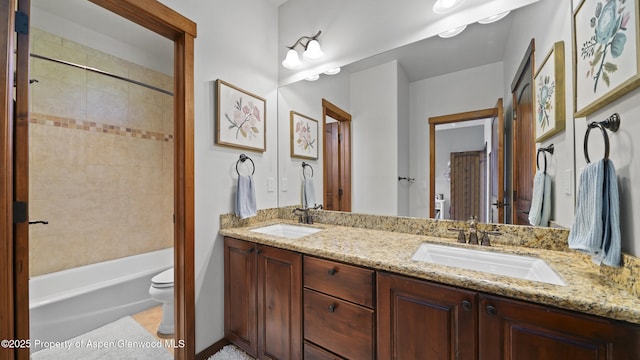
[323,67,341,75]
[478,11,511,24]
[281,30,324,69]
[433,0,465,14]
[305,74,320,81]
[438,25,467,38]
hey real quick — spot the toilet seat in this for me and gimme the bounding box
[151,268,174,288]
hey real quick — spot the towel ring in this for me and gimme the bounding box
[583,113,620,163]
[302,162,314,179]
[536,144,554,174]
[236,154,255,176]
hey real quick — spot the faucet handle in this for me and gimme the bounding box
[448,228,466,244]
[480,231,502,246]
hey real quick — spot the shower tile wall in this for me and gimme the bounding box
[28,28,174,276]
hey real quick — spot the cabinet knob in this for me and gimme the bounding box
[486,305,497,316]
[462,300,472,311]
[327,268,337,276]
[328,304,336,313]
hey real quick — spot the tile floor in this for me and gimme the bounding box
[131,305,174,355]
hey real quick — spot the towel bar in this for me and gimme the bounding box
[236,154,255,175]
[302,162,314,179]
[583,113,620,163]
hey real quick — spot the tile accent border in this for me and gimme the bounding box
[30,112,173,142]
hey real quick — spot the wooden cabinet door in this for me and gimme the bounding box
[257,245,302,360]
[479,294,640,360]
[377,272,477,360]
[224,237,258,357]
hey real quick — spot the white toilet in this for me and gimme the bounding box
[149,267,174,335]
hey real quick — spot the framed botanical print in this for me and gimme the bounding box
[215,79,266,152]
[290,111,318,160]
[573,0,640,117]
[534,41,566,142]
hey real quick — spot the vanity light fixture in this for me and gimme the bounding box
[432,0,466,14]
[478,10,511,24]
[281,30,324,69]
[323,67,341,75]
[438,24,467,38]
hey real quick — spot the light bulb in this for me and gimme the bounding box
[282,49,301,69]
[303,40,324,60]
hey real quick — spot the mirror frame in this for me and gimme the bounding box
[428,99,504,222]
[4,1,197,359]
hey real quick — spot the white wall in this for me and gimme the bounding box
[158,0,279,352]
[350,61,399,215]
[397,65,411,216]
[277,73,350,208]
[409,62,504,217]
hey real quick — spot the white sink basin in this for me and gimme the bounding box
[250,224,321,239]
[411,243,565,286]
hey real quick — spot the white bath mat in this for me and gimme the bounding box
[208,345,254,360]
[31,316,173,360]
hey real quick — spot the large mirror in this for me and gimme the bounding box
[277,6,520,224]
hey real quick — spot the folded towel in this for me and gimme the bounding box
[568,159,621,267]
[235,175,256,219]
[528,172,551,226]
[302,178,316,208]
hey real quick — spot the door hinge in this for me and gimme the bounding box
[13,201,28,224]
[15,11,29,35]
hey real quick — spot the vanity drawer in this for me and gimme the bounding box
[304,341,345,360]
[303,256,375,308]
[304,289,375,360]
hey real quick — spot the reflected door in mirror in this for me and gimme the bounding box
[450,150,486,222]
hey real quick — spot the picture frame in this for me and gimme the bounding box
[573,0,640,117]
[290,111,318,160]
[534,41,566,142]
[215,79,266,152]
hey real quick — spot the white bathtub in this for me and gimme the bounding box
[29,248,173,351]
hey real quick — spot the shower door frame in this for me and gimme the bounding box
[2,1,197,359]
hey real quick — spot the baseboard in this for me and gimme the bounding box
[195,338,230,360]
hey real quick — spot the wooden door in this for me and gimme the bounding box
[224,237,258,357]
[479,295,640,360]
[256,245,302,360]
[324,122,339,210]
[322,99,351,212]
[490,98,505,223]
[512,40,536,225]
[450,151,483,221]
[377,273,477,360]
[479,148,487,222]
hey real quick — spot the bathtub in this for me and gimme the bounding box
[29,248,173,351]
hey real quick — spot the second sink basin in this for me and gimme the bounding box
[250,223,321,239]
[411,243,565,286]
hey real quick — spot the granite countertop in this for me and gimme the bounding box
[220,218,640,326]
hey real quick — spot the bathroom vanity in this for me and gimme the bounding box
[220,210,640,359]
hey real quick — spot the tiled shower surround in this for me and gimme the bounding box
[28,28,174,276]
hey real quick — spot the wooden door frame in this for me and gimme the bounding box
[428,104,503,219]
[510,39,535,225]
[3,1,197,359]
[322,99,351,212]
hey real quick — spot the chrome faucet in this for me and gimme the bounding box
[293,204,323,224]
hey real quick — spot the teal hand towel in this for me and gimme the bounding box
[235,175,256,219]
[528,171,551,227]
[568,159,621,267]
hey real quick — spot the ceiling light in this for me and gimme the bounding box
[438,25,467,38]
[305,74,320,81]
[282,30,324,69]
[433,0,465,14]
[478,11,511,24]
[324,67,341,75]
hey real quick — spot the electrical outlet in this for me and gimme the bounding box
[281,177,288,192]
[267,177,275,192]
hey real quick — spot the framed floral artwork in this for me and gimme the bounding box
[290,111,318,160]
[534,41,566,142]
[215,79,266,152]
[573,0,640,117]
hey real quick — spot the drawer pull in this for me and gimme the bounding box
[328,304,336,313]
[486,305,497,316]
[327,268,337,276]
[462,300,472,311]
